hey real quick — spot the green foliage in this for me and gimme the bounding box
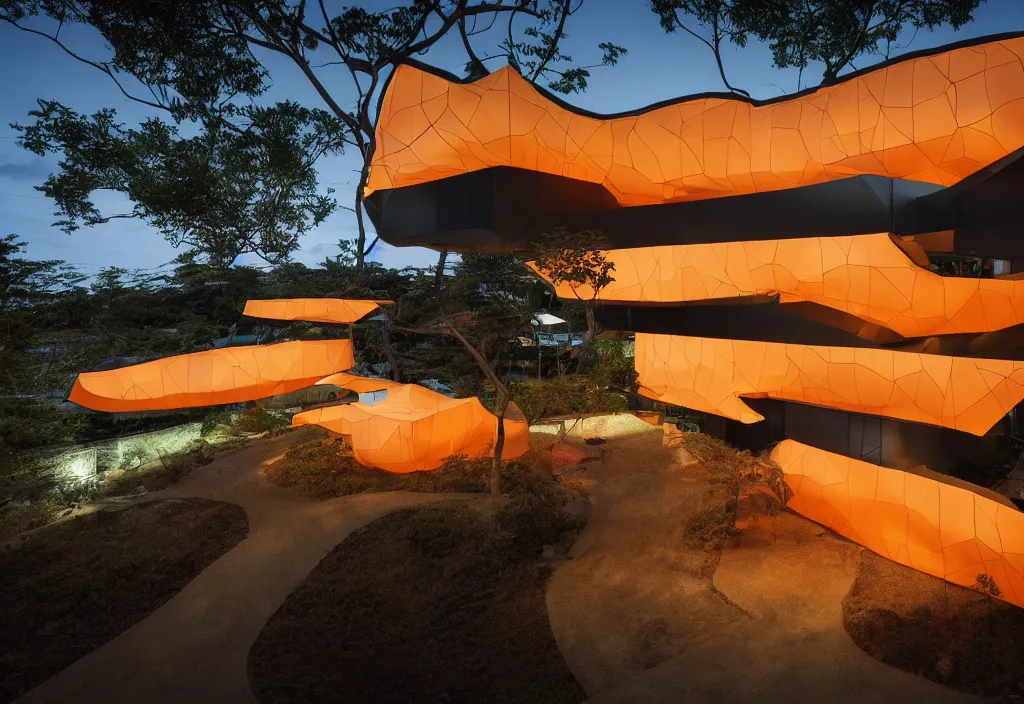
[119,446,149,471]
[200,411,234,436]
[15,101,343,266]
[265,437,401,499]
[591,339,639,392]
[2,0,622,271]
[0,235,88,395]
[511,376,628,425]
[0,449,55,506]
[235,406,289,434]
[680,432,789,551]
[159,440,215,479]
[732,0,981,83]
[532,228,615,303]
[652,0,982,89]
[267,442,506,499]
[974,573,1002,599]
[685,505,739,550]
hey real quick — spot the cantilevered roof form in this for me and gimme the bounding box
[242,298,393,324]
[66,298,394,412]
[291,384,530,473]
[69,339,355,412]
[635,333,1024,437]
[773,440,1024,609]
[529,233,1024,339]
[315,372,401,394]
[365,33,1024,256]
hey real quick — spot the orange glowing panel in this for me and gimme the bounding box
[772,439,1024,609]
[292,384,529,473]
[369,36,1024,205]
[69,340,355,412]
[243,298,393,324]
[531,233,1024,337]
[316,372,401,394]
[635,333,1024,436]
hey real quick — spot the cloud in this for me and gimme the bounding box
[0,158,51,181]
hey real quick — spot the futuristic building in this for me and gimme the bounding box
[365,33,1024,607]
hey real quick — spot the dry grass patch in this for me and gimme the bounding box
[0,498,248,703]
[844,550,1024,697]
[679,433,786,552]
[249,501,587,704]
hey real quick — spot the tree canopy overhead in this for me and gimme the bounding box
[651,0,984,93]
[2,0,625,269]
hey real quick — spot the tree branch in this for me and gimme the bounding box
[670,10,749,97]
[528,0,571,81]
[2,18,171,113]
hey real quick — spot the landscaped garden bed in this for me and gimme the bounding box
[844,550,1024,697]
[0,498,248,703]
[249,484,587,703]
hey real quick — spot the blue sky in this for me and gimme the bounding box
[2,0,1023,274]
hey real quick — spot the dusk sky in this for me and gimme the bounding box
[2,0,1023,275]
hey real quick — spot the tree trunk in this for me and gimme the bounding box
[444,324,510,502]
[353,187,367,275]
[380,320,401,382]
[583,302,597,346]
[433,247,448,294]
[353,159,372,275]
[491,411,505,498]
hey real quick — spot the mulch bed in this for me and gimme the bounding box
[248,505,586,704]
[843,550,1024,697]
[0,498,248,703]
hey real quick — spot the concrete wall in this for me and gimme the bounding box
[45,422,204,479]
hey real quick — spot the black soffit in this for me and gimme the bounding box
[597,299,1024,361]
[365,165,969,251]
[366,140,1024,255]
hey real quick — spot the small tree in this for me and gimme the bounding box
[532,228,615,354]
[974,572,1002,616]
[394,253,542,500]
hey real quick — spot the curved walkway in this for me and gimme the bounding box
[547,431,982,704]
[17,433,478,704]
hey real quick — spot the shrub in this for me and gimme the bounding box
[119,446,150,471]
[496,489,579,558]
[235,406,289,434]
[400,454,491,493]
[201,411,234,436]
[511,376,630,425]
[265,438,402,499]
[0,495,65,542]
[160,440,215,480]
[590,339,639,392]
[678,432,788,552]
[266,439,587,557]
[685,506,738,550]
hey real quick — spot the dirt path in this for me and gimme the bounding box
[546,430,745,694]
[17,432,479,704]
[547,431,982,704]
